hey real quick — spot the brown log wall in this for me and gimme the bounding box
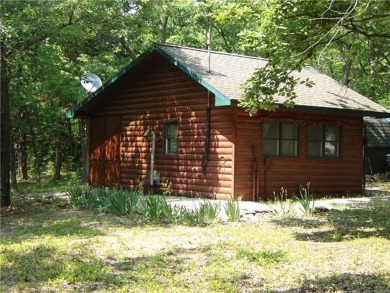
[89,116,121,187]
[234,108,364,200]
[92,55,234,198]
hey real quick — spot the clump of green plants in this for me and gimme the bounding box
[140,196,221,225]
[141,195,179,223]
[224,195,242,221]
[179,200,221,226]
[67,185,95,209]
[67,186,140,216]
[104,189,140,216]
[268,187,296,216]
[68,186,224,226]
[199,199,221,223]
[296,182,315,217]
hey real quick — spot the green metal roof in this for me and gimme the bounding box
[364,117,390,147]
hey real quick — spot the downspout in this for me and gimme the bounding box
[263,158,271,199]
[150,131,156,187]
[363,122,367,191]
[202,91,211,175]
[144,130,156,189]
[251,144,259,201]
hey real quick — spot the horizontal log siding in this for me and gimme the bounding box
[234,108,364,200]
[93,56,234,198]
[233,107,261,201]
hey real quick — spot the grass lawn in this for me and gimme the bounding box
[1,190,389,292]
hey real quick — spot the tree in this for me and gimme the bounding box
[233,0,390,114]
[0,0,143,205]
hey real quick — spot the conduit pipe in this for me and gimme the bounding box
[143,130,156,186]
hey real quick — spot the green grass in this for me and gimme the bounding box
[13,173,82,195]
[1,192,390,292]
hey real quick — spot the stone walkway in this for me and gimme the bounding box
[165,188,390,221]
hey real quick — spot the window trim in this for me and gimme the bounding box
[164,121,178,155]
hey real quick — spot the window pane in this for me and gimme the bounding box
[308,125,323,141]
[308,141,322,157]
[281,123,298,139]
[168,139,177,154]
[324,142,338,158]
[280,140,297,156]
[263,122,279,139]
[165,122,177,154]
[263,139,279,156]
[167,123,177,139]
[325,126,339,142]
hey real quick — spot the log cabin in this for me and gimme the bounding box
[68,44,390,200]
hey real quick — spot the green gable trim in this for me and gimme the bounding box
[155,45,231,107]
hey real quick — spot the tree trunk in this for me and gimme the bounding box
[160,15,169,44]
[79,119,90,183]
[10,139,18,191]
[28,120,41,183]
[1,41,11,206]
[17,129,28,180]
[342,59,352,86]
[53,139,62,180]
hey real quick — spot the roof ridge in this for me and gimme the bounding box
[156,43,269,62]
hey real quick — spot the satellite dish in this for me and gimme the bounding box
[80,72,102,93]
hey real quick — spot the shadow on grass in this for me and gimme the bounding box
[272,273,390,292]
[1,243,215,292]
[271,203,390,242]
[1,243,119,291]
[0,201,151,245]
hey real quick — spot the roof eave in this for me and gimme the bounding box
[280,104,390,118]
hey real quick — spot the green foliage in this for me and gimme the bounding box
[107,189,140,216]
[179,200,221,226]
[235,0,390,113]
[68,187,140,216]
[224,195,241,221]
[199,199,221,223]
[67,185,91,209]
[296,182,315,217]
[141,195,178,223]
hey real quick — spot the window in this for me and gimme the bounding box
[263,121,298,157]
[165,122,178,155]
[308,125,340,158]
